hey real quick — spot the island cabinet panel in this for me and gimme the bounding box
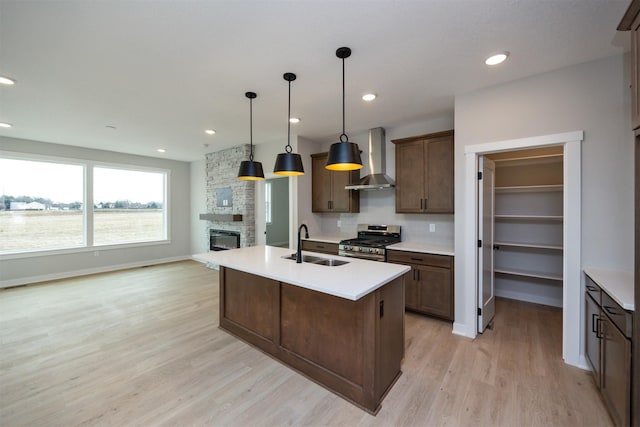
[280,284,366,386]
[219,268,279,349]
[218,266,404,414]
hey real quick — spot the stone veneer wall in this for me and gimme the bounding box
[204,145,255,248]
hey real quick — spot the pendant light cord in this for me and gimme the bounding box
[249,97,254,161]
[286,79,292,153]
[340,55,348,143]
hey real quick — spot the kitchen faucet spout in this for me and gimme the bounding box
[296,224,309,263]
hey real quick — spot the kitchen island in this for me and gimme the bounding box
[193,245,410,414]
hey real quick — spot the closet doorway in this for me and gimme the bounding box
[478,146,564,333]
[463,130,583,367]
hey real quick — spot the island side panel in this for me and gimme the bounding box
[219,267,279,349]
[374,276,404,401]
[280,283,367,384]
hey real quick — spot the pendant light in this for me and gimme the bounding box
[326,47,363,171]
[238,91,265,181]
[274,72,304,176]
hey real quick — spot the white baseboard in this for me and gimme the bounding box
[452,322,474,338]
[0,255,191,288]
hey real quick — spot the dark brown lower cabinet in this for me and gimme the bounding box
[300,240,339,255]
[387,250,453,321]
[584,273,632,427]
[219,266,404,414]
[601,314,631,427]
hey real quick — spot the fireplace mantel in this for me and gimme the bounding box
[199,213,243,222]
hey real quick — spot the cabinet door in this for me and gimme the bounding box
[415,265,452,320]
[584,294,601,388]
[425,135,454,213]
[311,153,332,212]
[330,170,359,213]
[601,316,631,427]
[395,140,425,212]
[404,268,418,310]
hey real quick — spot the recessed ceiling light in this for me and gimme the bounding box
[362,93,377,101]
[289,117,300,124]
[0,122,12,128]
[0,76,15,85]
[485,52,509,66]
[157,148,166,153]
[205,129,216,135]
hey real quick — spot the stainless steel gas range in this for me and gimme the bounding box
[338,224,401,262]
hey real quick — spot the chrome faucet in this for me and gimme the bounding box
[296,224,309,263]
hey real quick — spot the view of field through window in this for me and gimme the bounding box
[0,158,166,254]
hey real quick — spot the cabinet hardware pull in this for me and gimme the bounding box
[420,199,423,210]
[410,257,423,261]
[586,285,599,292]
[416,269,420,281]
[596,317,604,339]
[603,305,620,316]
[591,313,599,333]
[424,198,427,210]
[379,300,384,318]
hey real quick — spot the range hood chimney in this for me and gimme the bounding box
[345,127,395,190]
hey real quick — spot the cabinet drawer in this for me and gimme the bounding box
[301,240,339,255]
[585,275,602,305]
[387,250,452,269]
[601,292,633,339]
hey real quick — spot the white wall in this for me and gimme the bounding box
[1,136,192,286]
[190,158,207,254]
[454,55,633,343]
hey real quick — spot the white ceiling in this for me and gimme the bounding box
[0,0,631,162]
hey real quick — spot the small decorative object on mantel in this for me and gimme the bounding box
[216,187,233,207]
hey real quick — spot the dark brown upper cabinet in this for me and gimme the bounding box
[392,130,454,214]
[311,152,360,213]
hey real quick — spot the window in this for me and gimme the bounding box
[265,181,272,224]
[0,157,85,253]
[0,154,169,256]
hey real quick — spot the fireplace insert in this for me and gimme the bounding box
[209,229,240,251]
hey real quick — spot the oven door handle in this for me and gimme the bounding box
[339,251,384,261]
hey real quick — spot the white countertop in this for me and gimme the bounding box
[387,242,455,256]
[584,268,634,311]
[193,245,410,301]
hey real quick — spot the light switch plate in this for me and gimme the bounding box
[429,224,436,232]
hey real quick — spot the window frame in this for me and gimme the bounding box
[0,152,171,260]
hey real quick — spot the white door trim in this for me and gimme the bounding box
[461,130,583,367]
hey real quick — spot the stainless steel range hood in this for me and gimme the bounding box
[345,127,395,190]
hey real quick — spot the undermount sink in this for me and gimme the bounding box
[282,254,349,267]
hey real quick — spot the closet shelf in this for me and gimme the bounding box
[493,153,563,166]
[494,268,563,281]
[494,214,563,222]
[495,184,563,193]
[494,241,563,251]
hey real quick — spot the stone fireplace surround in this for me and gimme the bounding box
[203,145,255,249]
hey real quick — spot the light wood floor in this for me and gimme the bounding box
[0,261,612,426]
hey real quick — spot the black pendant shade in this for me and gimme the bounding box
[237,159,265,181]
[238,91,265,181]
[326,139,362,171]
[274,72,304,176]
[325,47,362,171]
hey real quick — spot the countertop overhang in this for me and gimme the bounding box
[193,245,410,301]
[584,267,634,311]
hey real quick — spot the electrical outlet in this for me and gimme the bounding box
[337,220,341,228]
[429,224,436,233]
[94,251,100,257]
